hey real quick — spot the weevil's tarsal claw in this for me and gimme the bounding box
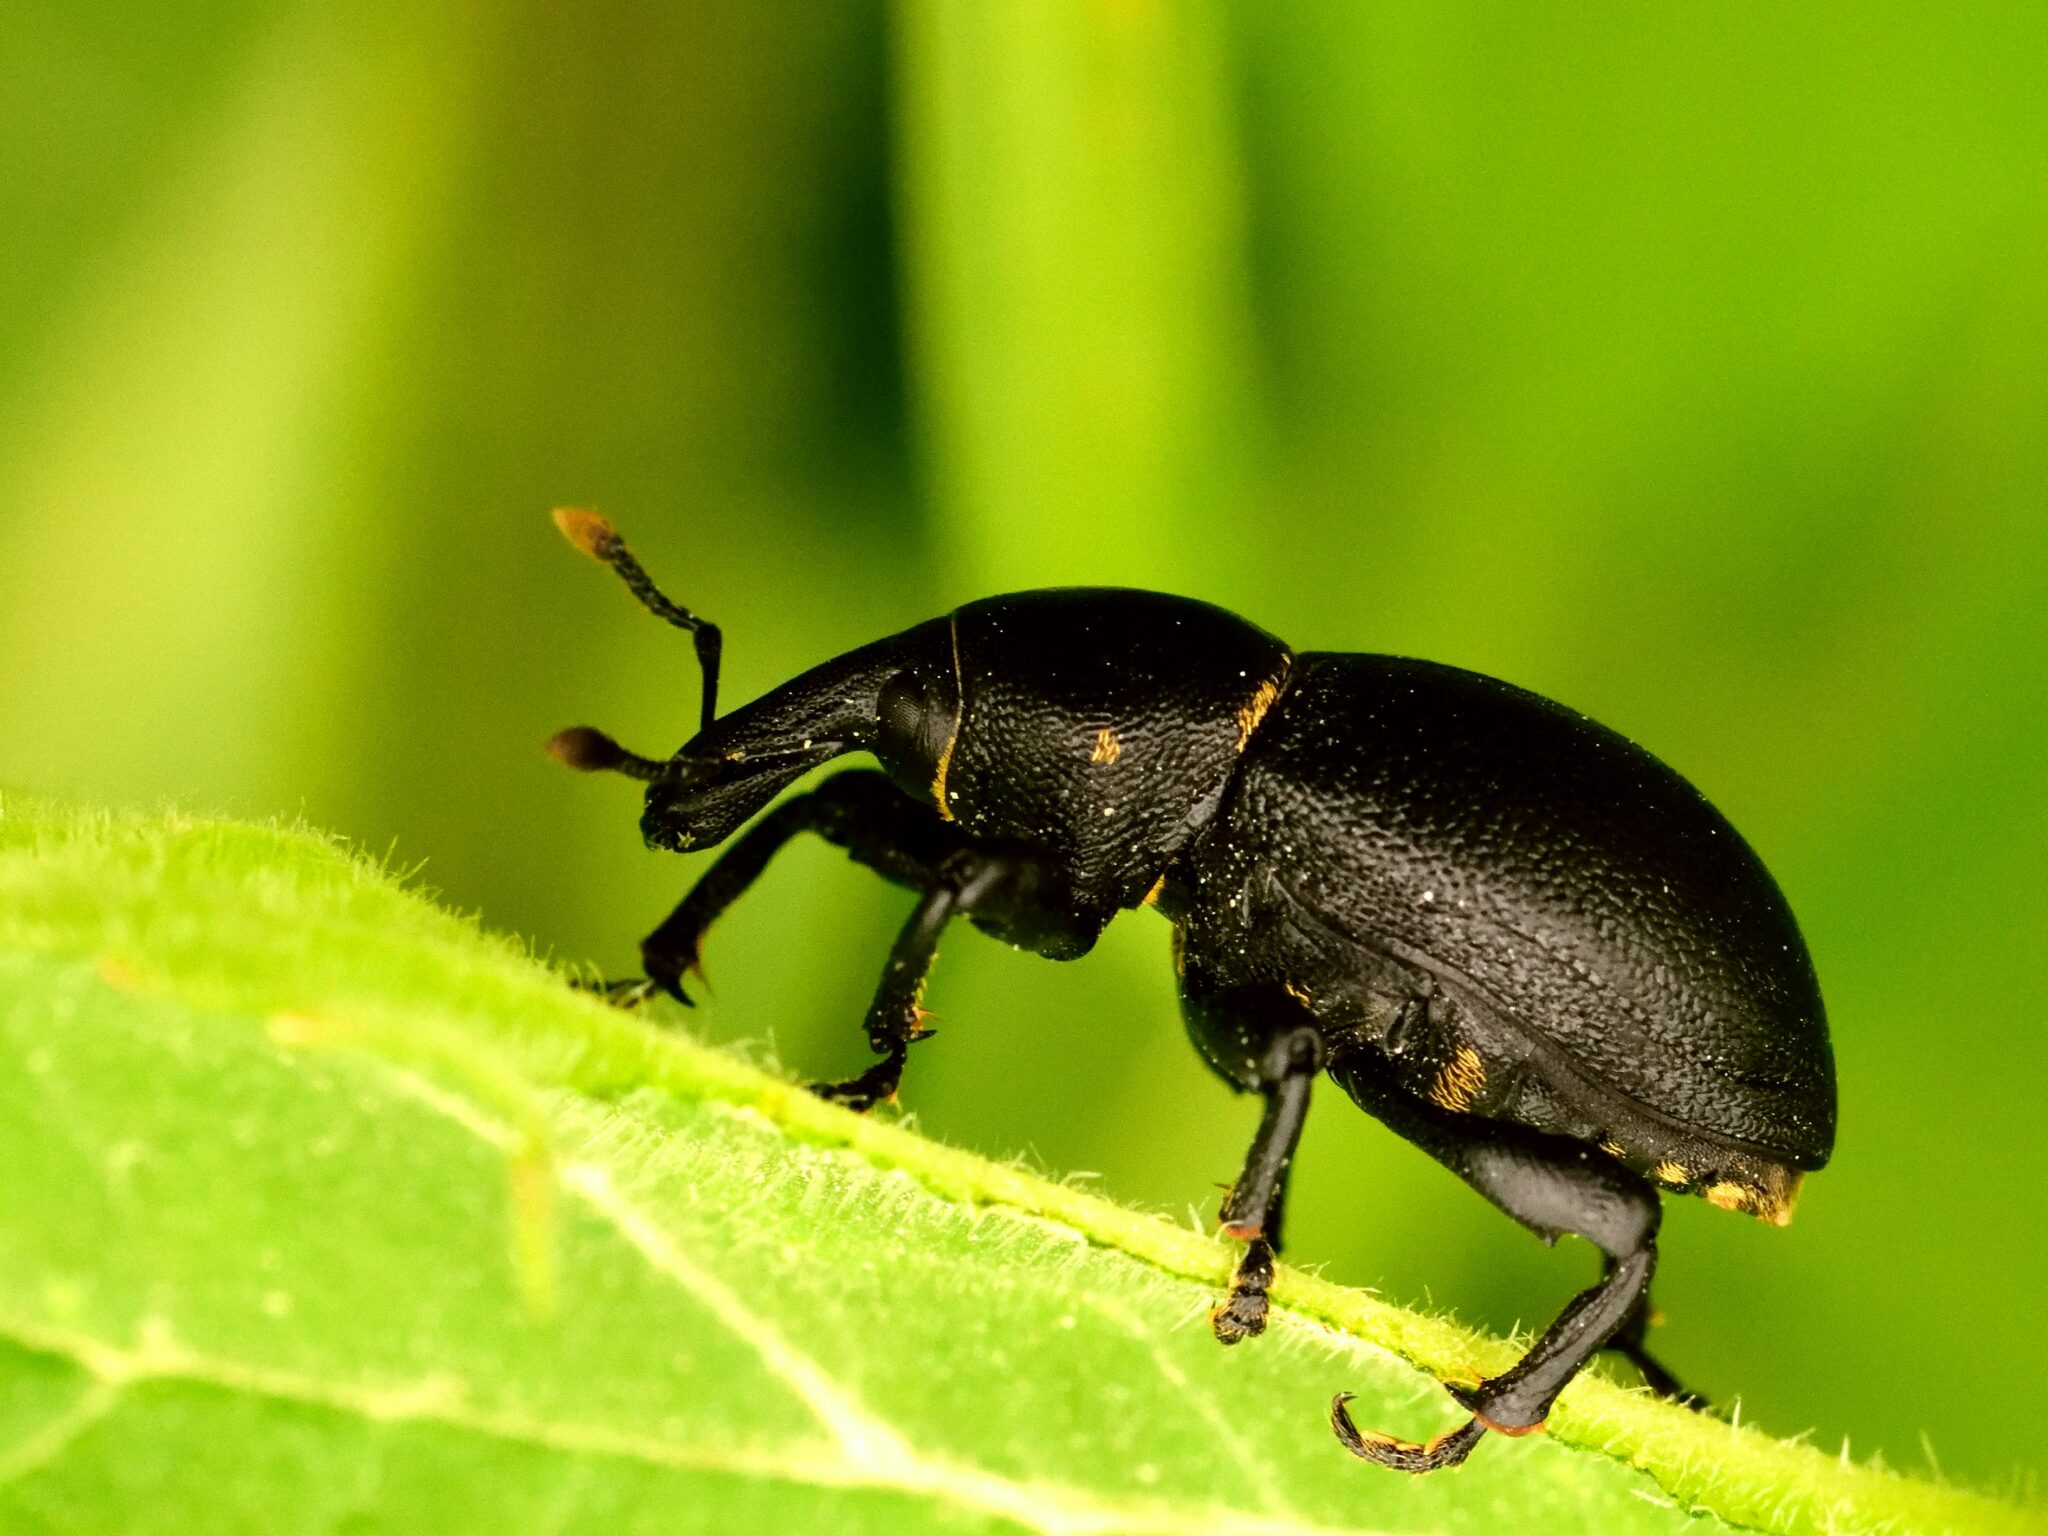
[1330,1394,1487,1473]
[808,1038,915,1113]
[640,941,704,1007]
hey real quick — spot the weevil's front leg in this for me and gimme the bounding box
[623,769,957,1004]
[1211,1024,1323,1345]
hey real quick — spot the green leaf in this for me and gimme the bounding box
[0,798,2032,1535]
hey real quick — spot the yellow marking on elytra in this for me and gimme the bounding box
[1235,676,1283,751]
[1090,727,1122,765]
[1283,981,1313,1007]
[1766,1172,1804,1226]
[1706,1173,1803,1227]
[1653,1160,1690,1188]
[1428,1045,1486,1113]
[1140,873,1167,907]
[1598,1138,1627,1160]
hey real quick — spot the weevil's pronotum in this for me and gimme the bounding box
[548,510,1835,1472]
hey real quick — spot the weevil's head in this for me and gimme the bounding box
[551,725,837,853]
[548,503,957,853]
[551,706,853,856]
[547,506,931,854]
[634,742,829,853]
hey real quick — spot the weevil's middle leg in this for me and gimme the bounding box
[1211,1023,1322,1345]
[813,842,1073,1107]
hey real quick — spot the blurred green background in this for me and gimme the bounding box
[5,0,2045,1490]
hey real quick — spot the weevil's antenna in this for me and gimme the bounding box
[553,508,723,733]
[547,726,674,782]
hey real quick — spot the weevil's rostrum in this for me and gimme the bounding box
[551,511,1836,1474]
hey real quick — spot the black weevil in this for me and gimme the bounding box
[548,510,1836,1473]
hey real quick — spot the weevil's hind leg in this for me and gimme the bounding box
[1331,1397,1487,1474]
[1606,1285,1707,1408]
[1440,1226,1656,1434]
[1325,1055,1662,1472]
[1210,1022,1323,1345]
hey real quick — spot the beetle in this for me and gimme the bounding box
[546,509,1836,1472]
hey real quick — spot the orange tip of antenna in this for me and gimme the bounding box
[548,726,623,772]
[552,507,617,560]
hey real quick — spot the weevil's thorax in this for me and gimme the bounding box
[893,590,1293,915]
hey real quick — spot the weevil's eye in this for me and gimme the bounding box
[874,669,957,796]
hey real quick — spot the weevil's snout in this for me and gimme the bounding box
[546,724,761,851]
[638,767,738,854]
[639,742,839,854]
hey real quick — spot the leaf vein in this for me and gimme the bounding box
[0,1317,1388,1536]
[0,1377,125,1492]
[359,1054,1392,1536]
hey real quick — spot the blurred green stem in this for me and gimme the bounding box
[891,0,1260,592]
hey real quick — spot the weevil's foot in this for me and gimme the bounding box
[807,1041,911,1113]
[1210,1233,1275,1345]
[1209,1286,1269,1345]
[639,945,707,1007]
[1331,1394,1488,1473]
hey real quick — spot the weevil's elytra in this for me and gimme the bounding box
[549,511,1836,1475]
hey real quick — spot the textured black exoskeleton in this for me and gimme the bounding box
[549,511,1836,1473]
